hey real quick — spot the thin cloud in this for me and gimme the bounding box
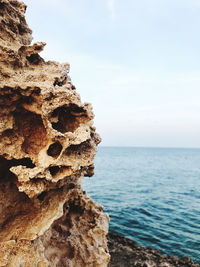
[107,0,116,21]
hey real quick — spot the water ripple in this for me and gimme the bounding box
[84,147,200,263]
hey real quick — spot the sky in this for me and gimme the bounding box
[23,0,200,148]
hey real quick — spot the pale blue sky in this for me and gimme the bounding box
[23,0,200,147]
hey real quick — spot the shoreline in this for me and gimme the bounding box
[107,232,200,267]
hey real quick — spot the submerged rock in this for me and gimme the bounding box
[108,233,200,267]
[0,0,110,266]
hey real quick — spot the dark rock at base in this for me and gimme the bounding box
[107,232,200,267]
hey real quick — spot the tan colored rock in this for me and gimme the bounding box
[0,0,110,266]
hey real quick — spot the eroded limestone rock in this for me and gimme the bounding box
[0,0,110,266]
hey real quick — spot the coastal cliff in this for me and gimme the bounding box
[0,0,110,266]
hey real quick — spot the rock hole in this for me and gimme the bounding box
[26,54,41,65]
[69,203,84,215]
[70,104,85,114]
[14,109,48,154]
[0,156,35,170]
[31,178,44,184]
[0,156,36,181]
[65,140,91,156]
[0,3,5,9]
[49,166,71,178]
[31,87,41,96]
[50,105,87,133]
[37,191,47,202]
[6,21,15,33]
[11,158,36,168]
[47,142,62,158]
[49,166,60,176]
[50,106,77,133]
[18,23,26,35]
[53,76,67,87]
[68,183,75,189]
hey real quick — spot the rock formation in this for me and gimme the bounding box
[108,233,200,267]
[0,0,110,266]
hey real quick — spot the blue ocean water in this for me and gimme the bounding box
[83,147,200,263]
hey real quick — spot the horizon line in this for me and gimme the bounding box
[98,145,200,149]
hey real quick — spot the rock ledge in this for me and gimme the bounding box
[108,232,199,267]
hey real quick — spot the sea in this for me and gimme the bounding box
[83,147,200,264]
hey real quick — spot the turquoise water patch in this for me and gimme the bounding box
[84,147,200,263]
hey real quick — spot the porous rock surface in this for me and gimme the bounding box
[108,233,200,267]
[0,0,110,266]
